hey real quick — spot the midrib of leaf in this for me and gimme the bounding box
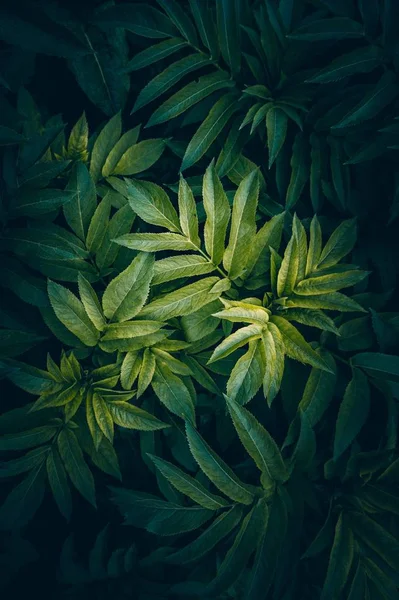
[164,467,226,508]
[83,32,114,114]
[60,297,97,339]
[163,73,228,115]
[110,267,148,321]
[157,369,193,420]
[195,99,236,159]
[232,405,273,480]
[320,57,379,79]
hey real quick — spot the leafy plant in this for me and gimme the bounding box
[0,1,398,599]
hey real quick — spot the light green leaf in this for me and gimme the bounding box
[101,125,141,177]
[85,194,111,253]
[148,454,228,509]
[140,276,223,321]
[202,160,231,265]
[185,421,254,504]
[46,448,72,521]
[244,212,285,278]
[209,324,264,363]
[124,178,180,232]
[64,162,97,241]
[114,232,195,252]
[306,215,322,276]
[126,38,187,71]
[137,348,156,397]
[351,352,399,383]
[226,340,264,405]
[307,46,383,84]
[120,351,142,390]
[152,363,195,423]
[90,112,122,182]
[96,204,135,270]
[92,393,114,443]
[102,321,163,341]
[181,299,221,342]
[223,169,259,279]
[226,396,289,486]
[102,252,154,322]
[48,280,100,346]
[108,401,168,430]
[295,269,368,295]
[78,274,106,331]
[266,107,288,168]
[321,513,354,600]
[262,322,285,406]
[147,71,234,127]
[178,175,200,246]
[181,93,239,171]
[205,497,268,596]
[166,506,243,564]
[132,54,210,113]
[153,255,215,285]
[214,299,270,325]
[317,219,357,270]
[277,229,299,297]
[112,139,166,176]
[57,428,96,507]
[100,331,169,353]
[270,316,333,372]
[334,368,370,459]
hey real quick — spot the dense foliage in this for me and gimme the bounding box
[1,1,399,598]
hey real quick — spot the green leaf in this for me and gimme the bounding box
[349,512,399,572]
[148,454,228,509]
[244,212,285,278]
[137,348,156,397]
[266,107,288,169]
[202,160,231,265]
[111,139,166,176]
[181,93,239,171]
[48,280,100,347]
[12,188,72,218]
[223,170,259,279]
[289,17,364,41]
[126,38,187,71]
[285,292,366,313]
[209,324,264,363]
[147,505,213,536]
[270,316,333,372]
[96,204,135,270]
[102,252,154,322]
[306,215,322,276]
[152,363,195,423]
[78,274,106,332]
[226,396,289,486]
[67,112,88,160]
[298,350,337,426]
[334,72,398,129]
[166,506,243,564]
[307,46,383,84]
[101,126,141,177]
[317,219,357,270]
[213,300,270,325]
[226,340,264,405]
[285,134,309,209]
[124,178,180,232]
[216,0,241,76]
[85,194,111,253]
[108,401,168,431]
[140,276,225,321]
[277,229,299,297]
[0,464,46,530]
[205,497,268,596]
[185,421,254,504]
[57,428,96,507]
[295,270,368,295]
[157,0,198,45]
[120,352,142,390]
[153,255,215,285]
[262,322,285,406]
[178,175,200,246]
[92,393,114,443]
[114,232,195,252]
[94,4,178,38]
[334,368,370,460]
[181,300,221,342]
[46,448,72,521]
[321,513,354,600]
[0,446,49,478]
[64,162,97,241]
[351,352,399,382]
[283,308,339,335]
[189,0,219,58]
[89,112,122,183]
[132,54,210,113]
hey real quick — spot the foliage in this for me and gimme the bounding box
[0,1,398,599]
